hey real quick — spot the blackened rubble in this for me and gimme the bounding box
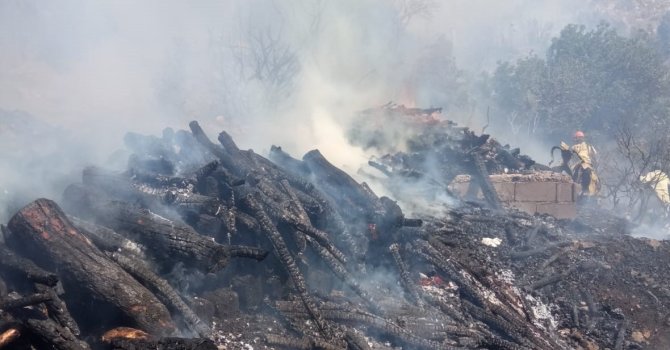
[349,103,544,210]
[0,121,668,349]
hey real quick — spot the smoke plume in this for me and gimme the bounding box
[0,0,637,220]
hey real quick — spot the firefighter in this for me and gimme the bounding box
[562,131,600,199]
[640,170,670,215]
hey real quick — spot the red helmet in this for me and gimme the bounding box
[574,130,585,138]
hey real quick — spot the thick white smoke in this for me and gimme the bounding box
[0,0,645,220]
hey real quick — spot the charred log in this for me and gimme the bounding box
[108,337,217,350]
[66,196,266,273]
[528,264,580,291]
[0,293,51,311]
[188,121,244,178]
[510,241,571,260]
[614,320,627,350]
[82,167,157,205]
[265,334,344,350]
[246,182,348,265]
[7,199,175,336]
[471,152,501,210]
[68,215,145,256]
[268,145,310,177]
[279,306,462,350]
[303,149,384,219]
[343,329,372,350]
[24,318,90,350]
[0,243,59,287]
[389,243,424,309]
[34,283,81,337]
[108,252,211,338]
[305,236,375,307]
[235,211,260,233]
[241,193,334,340]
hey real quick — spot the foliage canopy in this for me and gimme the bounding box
[492,23,670,140]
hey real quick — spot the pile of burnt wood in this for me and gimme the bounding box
[348,104,546,210]
[0,121,658,350]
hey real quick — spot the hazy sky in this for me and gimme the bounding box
[0,0,605,138]
[0,0,636,218]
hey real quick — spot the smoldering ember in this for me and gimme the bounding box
[1,107,670,350]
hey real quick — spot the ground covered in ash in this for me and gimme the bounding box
[1,121,669,350]
[204,206,670,350]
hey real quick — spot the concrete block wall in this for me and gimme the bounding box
[449,177,578,219]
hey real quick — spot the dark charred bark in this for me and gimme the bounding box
[303,149,384,218]
[258,150,356,253]
[24,318,90,350]
[227,246,269,260]
[189,160,220,183]
[69,197,266,273]
[305,236,375,307]
[7,199,175,336]
[471,152,501,210]
[34,283,81,336]
[188,121,244,178]
[163,190,221,217]
[247,181,348,265]
[235,211,260,233]
[0,243,59,287]
[241,193,334,340]
[343,329,372,350]
[413,240,484,307]
[82,167,157,205]
[269,145,310,177]
[480,335,530,350]
[127,169,193,189]
[0,293,51,310]
[265,334,344,350]
[510,241,571,260]
[389,243,424,309]
[108,337,217,350]
[420,292,466,324]
[68,215,145,256]
[216,130,241,153]
[614,320,627,350]
[82,167,221,218]
[108,252,211,338]
[279,306,462,350]
[461,300,527,348]
[528,264,580,291]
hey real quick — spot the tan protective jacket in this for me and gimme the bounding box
[561,140,600,195]
[571,141,597,169]
[640,170,670,206]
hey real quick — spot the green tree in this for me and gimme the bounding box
[545,24,667,135]
[493,23,670,140]
[492,54,547,135]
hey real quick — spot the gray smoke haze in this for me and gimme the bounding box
[0,0,633,221]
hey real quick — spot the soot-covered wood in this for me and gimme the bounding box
[7,199,176,336]
[63,185,267,273]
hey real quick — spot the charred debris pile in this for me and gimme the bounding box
[348,103,546,210]
[0,120,668,350]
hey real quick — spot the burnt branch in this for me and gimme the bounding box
[108,252,211,338]
[241,193,334,340]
